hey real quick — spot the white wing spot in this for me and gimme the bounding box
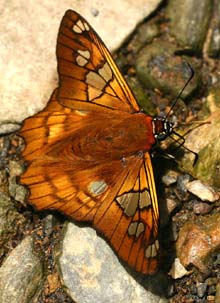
[88,180,108,196]
[78,49,90,59]
[85,63,113,100]
[83,21,89,31]
[72,19,84,33]
[72,24,82,33]
[72,20,90,33]
[76,50,90,67]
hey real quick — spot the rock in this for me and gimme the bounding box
[192,200,213,215]
[127,21,160,54]
[169,258,191,279]
[176,174,191,196]
[135,41,200,99]
[166,198,180,216]
[0,236,44,303]
[56,223,168,303]
[8,160,27,205]
[181,89,220,188]
[196,281,207,298]
[176,213,220,273]
[208,26,220,58]
[208,2,220,58]
[215,282,220,302]
[167,0,212,52]
[185,180,219,202]
[162,170,178,186]
[0,192,25,257]
[126,77,157,115]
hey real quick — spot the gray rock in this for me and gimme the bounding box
[0,236,44,303]
[0,192,25,256]
[185,180,219,202]
[208,2,220,58]
[8,160,27,205]
[167,0,212,52]
[136,41,199,99]
[56,223,168,303]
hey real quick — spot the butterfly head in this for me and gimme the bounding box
[152,116,173,141]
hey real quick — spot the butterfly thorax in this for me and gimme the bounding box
[71,112,156,161]
[152,116,173,141]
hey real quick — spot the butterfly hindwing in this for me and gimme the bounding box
[94,152,159,274]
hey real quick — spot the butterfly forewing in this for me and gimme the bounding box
[57,10,140,113]
[20,10,160,274]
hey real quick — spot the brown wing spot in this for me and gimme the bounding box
[98,62,112,82]
[145,239,159,258]
[116,192,139,217]
[128,221,145,238]
[86,71,107,100]
[88,180,108,196]
[76,50,91,67]
[139,190,151,209]
[86,71,106,90]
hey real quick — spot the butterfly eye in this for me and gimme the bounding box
[153,118,173,141]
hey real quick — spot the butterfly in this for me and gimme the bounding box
[19,10,173,274]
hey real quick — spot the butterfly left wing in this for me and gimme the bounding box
[56,10,140,113]
[20,91,159,274]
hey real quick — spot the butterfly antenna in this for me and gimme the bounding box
[170,130,198,166]
[166,62,194,119]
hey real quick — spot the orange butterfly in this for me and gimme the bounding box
[19,10,173,274]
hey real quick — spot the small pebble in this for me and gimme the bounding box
[170,222,179,242]
[207,295,215,303]
[166,198,180,215]
[177,174,191,194]
[185,180,219,202]
[196,281,207,298]
[193,200,213,215]
[205,277,217,287]
[169,258,190,279]
[162,171,178,186]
